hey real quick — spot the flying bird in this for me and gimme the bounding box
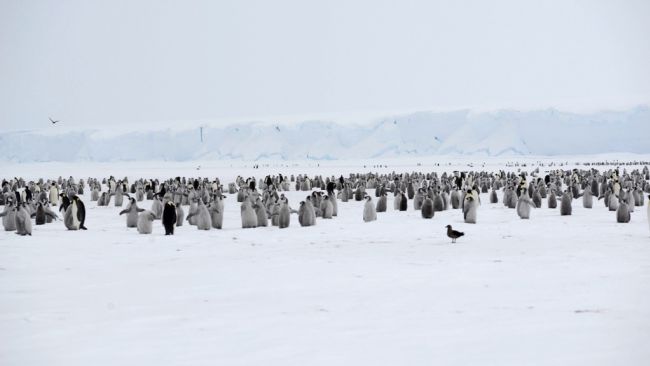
[49,117,59,125]
[445,225,464,243]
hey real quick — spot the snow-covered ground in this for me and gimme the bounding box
[1,158,650,366]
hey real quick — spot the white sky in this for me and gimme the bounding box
[1,0,649,129]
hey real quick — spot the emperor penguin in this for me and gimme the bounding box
[548,190,558,209]
[413,189,424,210]
[298,201,316,227]
[489,189,498,204]
[254,198,268,227]
[278,202,291,229]
[15,203,32,236]
[49,183,59,206]
[175,202,185,227]
[532,189,542,208]
[119,198,145,228]
[33,201,58,225]
[433,192,444,212]
[320,196,334,219]
[305,197,317,224]
[616,198,631,223]
[450,189,461,209]
[64,195,87,230]
[1,203,17,231]
[162,201,177,235]
[516,189,534,219]
[608,190,619,211]
[187,199,211,230]
[399,193,408,211]
[241,197,258,229]
[113,184,127,207]
[421,197,434,219]
[376,193,387,212]
[393,191,402,210]
[363,196,377,222]
[582,188,593,209]
[150,196,164,220]
[463,196,478,224]
[208,199,223,229]
[560,190,572,216]
[137,210,156,234]
[91,186,100,201]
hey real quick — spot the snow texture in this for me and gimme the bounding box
[1,107,649,162]
[1,157,650,366]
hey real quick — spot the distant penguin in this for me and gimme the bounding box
[608,192,619,211]
[560,191,572,216]
[137,210,156,234]
[15,204,32,236]
[1,203,17,231]
[376,194,387,212]
[532,189,542,208]
[463,196,477,224]
[399,192,408,211]
[240,198,258,228]
[162,201,177,235]
[433,193,444,212]
[363,196,377,222]
[119,198,145,228]
[421,197,434,219]
[278,202,291,229]
[413,190,424,210]
[393,192,402,210]
[49,184,59,205]
[616,199,631,223]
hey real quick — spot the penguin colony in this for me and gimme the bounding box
[1,163,650,240]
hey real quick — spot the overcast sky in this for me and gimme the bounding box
[1,0,649,129]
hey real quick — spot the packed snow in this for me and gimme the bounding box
[1,157,650,366]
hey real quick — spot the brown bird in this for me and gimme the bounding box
[446,225,464,243]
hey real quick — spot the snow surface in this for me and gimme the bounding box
[1,107,649,162]
[1,158,650,366]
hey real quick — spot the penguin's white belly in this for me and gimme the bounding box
[71,203,80,229]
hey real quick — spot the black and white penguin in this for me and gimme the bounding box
[363,196,377,222]
[64,195,87,230]
[162,201,177,235]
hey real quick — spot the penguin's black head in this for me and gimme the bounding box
[445,225,451,229]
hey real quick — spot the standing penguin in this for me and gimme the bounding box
[320,196,334,219]
[548,190,558,209]
[376,193,387,213]
[463,196,478,224]
[254,198,268,227]
[560,190,572,216]
[137,210,156,234]
[616,198,631,223]
[298,201,315,227]
[187,200,211,230]
[33,201,58,225]
[119,198,145,228]
[64,195,87,230]
[582,188,593,209]
[240,198,258,229]
[399,192,408,211]
[15,203,32,236]
[516,189,534,219]
[278,202,291,229]
[162,201,177,235]
[421,197,434,219]
[363,196,377,222]
[0,203,17,231]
